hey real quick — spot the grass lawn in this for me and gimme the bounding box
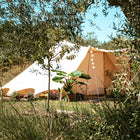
[0,98,115,114]
[0,99,139,140]
[0,99,97,114]
[0,99,98,139]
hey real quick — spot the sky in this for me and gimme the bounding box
[81,3,126,43]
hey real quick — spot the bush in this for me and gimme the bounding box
[0,96,139,139]
[93,101,140,140]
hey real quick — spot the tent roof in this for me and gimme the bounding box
[88,46,126,53]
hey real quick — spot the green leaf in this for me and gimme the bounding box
[69,79,75,83]
[79,73,91,79]
[69,71,82,77]
[52,77,64,83]
[56,72,66,76]
[59,71,67,75]
[51,70,62,73]
[76,81,86,85]
[51,70,59,72]
[52,70,67,76]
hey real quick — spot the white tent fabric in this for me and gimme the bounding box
[3,40,90,95]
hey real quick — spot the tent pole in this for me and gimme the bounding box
[103,52,106,97]
[86,48,91,95]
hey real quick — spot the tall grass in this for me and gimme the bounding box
[0,100,95,140]
[0,99,139,140]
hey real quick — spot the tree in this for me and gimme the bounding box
[66,0,140,33]
[0,0,83,111]
[81,32,99,47]
[107,0,140,34]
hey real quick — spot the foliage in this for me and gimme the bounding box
[52,70,91,94]
[81,32,99,47]
[52,70,91,95]
[92,100,140,140]
[0,0,83,60]
[0,100,95,140]
[0,21,33,69]
[0,0,84,111]
[93,53,140,139]
[101,38,140,139]
[99,28,140,140]
[1,99,139,140]
[0,0,83,71]
[96,51,140,140]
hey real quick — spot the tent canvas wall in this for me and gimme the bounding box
[2,40,129,97]
[2,40,89,96]
[73,48,125,96]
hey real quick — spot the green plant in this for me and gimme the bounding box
[0,100,96,140]
[92,99,140,140]
[52,70,91,95]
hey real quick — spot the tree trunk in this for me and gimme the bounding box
[46,58,51,112]
[59,87,62,102]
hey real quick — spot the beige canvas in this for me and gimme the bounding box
[72,47,129,96]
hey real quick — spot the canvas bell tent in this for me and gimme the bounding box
[2,40,129,97]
